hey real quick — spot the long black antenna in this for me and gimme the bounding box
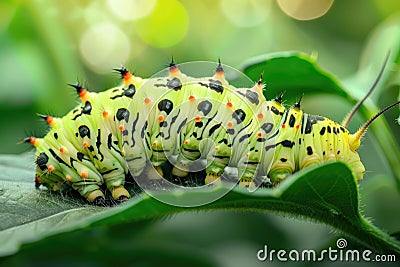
[341,51,391,127]
[350,100,400,151]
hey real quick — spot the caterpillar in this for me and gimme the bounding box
[24,55,400,205]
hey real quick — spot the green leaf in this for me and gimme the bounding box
[239,51,351,102]
[1,154,399,261]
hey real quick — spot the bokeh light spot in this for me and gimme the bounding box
[220,0,271,28]
[134,0,189,48]
[106,0,156,21]
[277,0,334,21]
[79,22,130,73]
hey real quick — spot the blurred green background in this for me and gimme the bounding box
[1,0,400,265]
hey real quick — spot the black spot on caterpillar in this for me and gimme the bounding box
[24,54,400,205]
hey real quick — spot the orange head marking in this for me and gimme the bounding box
[46,116,54,125]
[144,97,151,104]
[79,89,87,99]
[121,150,125,156]
[37,114,56,127]
[83,141,89,148]
[48,165,55,172]
[119,125,125,131]
[188,95,195,102]
[215,58,224,75]
[158,115,165,122]
[282,124,286,129]
[35,175,42,185]
[123,72,133,82]
[195,116,201,122]
[24,136,38,147]
[257,113,263,120]
[81,171,88,179]
[257,132,262,138]
[250,72,264,92]
[245,153,250,158]
[102,110,109,118]
[296,125,300,130]
[113,66,133,83]
[59,147,65,153]
[184,140,189,145]
[152,141,158,147]
[227,121,234,128]
[169,56,180,75]
[213,59,227,84]
[68,83,87,99]
[226,102,233,109]
[66,175,72,181]
[169,66,179,74]
[214,146,219,151]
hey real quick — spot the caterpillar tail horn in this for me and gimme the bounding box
[349,100,400,151]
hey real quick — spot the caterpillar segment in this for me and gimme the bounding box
[29,77,144,204]
[233,98,285,187]
[174,60,231,178]
[26,57,399,205]
[204,75,271,185]
[267,100,364,184]
[124,63,190,177]
[202,79,262,183]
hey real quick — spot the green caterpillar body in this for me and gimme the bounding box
[27,61,367,204]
